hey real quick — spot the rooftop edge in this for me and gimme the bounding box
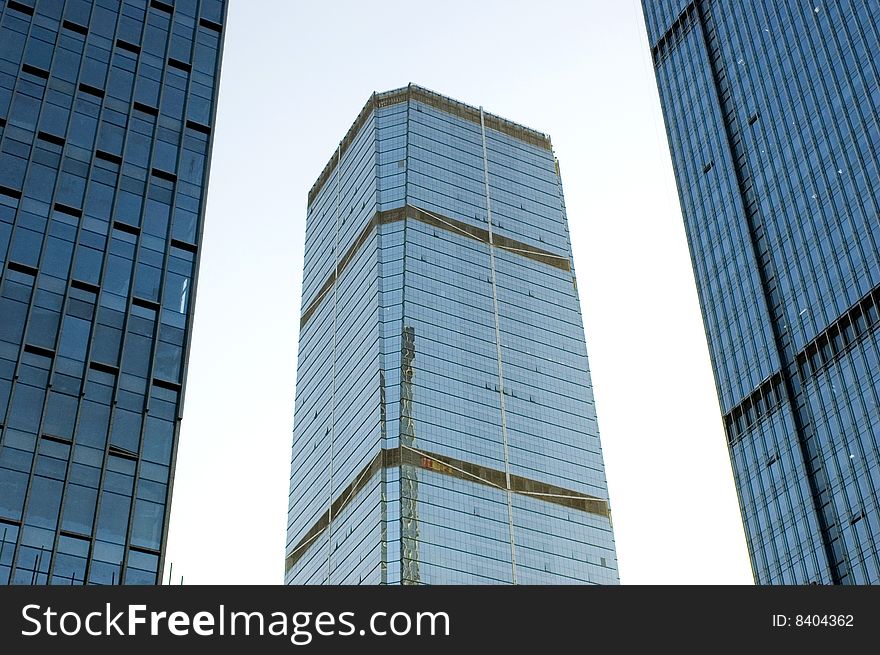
[307,83,553,207]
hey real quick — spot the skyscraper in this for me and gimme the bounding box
[286,85,618,585]
[0,0,226,584]
[644,1,880,584]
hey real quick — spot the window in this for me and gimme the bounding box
[42,391,77,440]
[41,234,75,279]
[24,476,63,530]
[60,484,97,535]
[25,298,61,349]
[76,400,110,448]
[0,469,28,521]
[130,499,163,550]
[103,244,134,297]
[58,314,91,362]
[143,416,173,464]
[51,535,89,584]
[125,548,159,584]
[71,244,103,286]
[95,490,131,545]
[109,408,142,454]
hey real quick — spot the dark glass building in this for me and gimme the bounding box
[0,0,225,584]
[286,85,618,585]
[644,1,880,583]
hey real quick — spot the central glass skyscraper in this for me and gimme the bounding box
[644,1,880,584]
[286,85,618,584]
[0,0,226,584]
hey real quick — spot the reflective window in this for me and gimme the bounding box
[0,0,224,585]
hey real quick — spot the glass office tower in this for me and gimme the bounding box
[286,85,618,585]
[644,1,880,583]
[0,0,225,584]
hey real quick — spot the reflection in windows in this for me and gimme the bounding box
[95,492,131,546]
[109,408,142,454]
[7,383,46,435]
[0,0,224,586]
[51,536,89,584]
[88,540,124,585]
[61,483,97,535]
[153,339,181,382]
[77,400,110,450]
[26,300,61,350]
[24,477,63,531]
[143,416,173,464]
[0,521,20,584]
[125,548,159,584]
[0,469,28,521]
[163,272,189,316]
[42,392,78,440]
[0,271,34,345]
[71,243,103,286]
[131,499,164,551]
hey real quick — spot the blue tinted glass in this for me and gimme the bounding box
[286,87,618,585]
[644,1,880,584]
[0,0,226,585]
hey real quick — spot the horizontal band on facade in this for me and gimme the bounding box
[308,84,552,207]
[724,280,880,446]
[285,444,610,574]
[299,205,570,329]
[406,446,610,515]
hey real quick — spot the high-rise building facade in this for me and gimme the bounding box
[644,1,880,583]
[286,85,618,585]
[0,0,225,584]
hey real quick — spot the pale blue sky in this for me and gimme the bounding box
[163,0,753,584]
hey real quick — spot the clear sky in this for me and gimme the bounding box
[162,0,754,585]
